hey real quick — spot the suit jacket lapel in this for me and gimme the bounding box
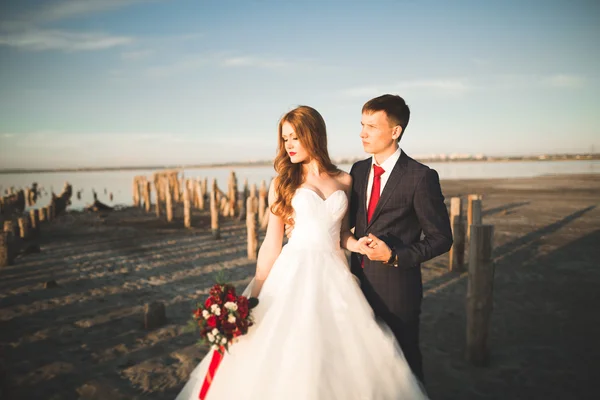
[366,151,408,230]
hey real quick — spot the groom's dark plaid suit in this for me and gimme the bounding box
[349,151,453,382]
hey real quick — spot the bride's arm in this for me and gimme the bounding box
[250,178,285,297]
[340,174,365,254]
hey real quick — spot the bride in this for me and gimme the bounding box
[175,106,427,399]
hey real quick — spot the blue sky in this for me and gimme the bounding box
[0,0,598,169]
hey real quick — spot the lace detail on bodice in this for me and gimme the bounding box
[286,188,348,252]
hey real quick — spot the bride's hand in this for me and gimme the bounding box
[355,236,370,254]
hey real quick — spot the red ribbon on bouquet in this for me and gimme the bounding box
[199,347,225,399]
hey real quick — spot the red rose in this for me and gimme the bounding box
[225,293,236,302]
[204,297,213,308]
[193,309,202,319]
[222,322,236,333]
[237,298,249,318]
[206,316,217,328]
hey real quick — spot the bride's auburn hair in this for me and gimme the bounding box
[271,105,339,223]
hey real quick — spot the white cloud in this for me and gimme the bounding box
[0,0,153,52]
[544,74,584,88]
[144,53,308,77]
[0,28,133,51]
[22,0,159,24]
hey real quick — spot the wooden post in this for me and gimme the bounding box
[202,178,208,202]
[220,194,229,217]
[44,205,52,222]
[16,190,25,212]
[144,181,152,213]
[133,177,141,207]
[466,224,495,366]
[165,179,173,223]
[467,194,483,240]
[153,174,162,203]
[258,180,267,228]
[213,179,220,206]
[179,176,185,203]
[39,207,47,222]
[29,209,40,237]
[238,179,249,221]
[154,180,161,218]
[18,217,29,239]
[449,197,465,272]
[0,231,9,267]
[470,199,483,232]
[210,190,220,239]
[3,221,16,265]
[228,171,238,217]
[183,182,191,228]
[173,174,181,203]
[246,195,258,260]
[196,180,205,210]
[187,179,195,209]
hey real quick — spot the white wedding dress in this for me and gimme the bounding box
[175,188,427,399]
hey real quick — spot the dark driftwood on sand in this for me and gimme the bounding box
[85,200,114,212]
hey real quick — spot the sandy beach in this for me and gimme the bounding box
[1,174,599,400]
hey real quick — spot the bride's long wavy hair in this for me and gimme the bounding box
[271,106,339,223]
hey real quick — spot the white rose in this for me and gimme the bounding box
[215,309,221,316]
[221,337,227,345]
[212,328,219,336]
[210,304,220,313]
[207,333,214,342]
[227,315,236,323]
[224,302,238,311]
[211,344,219,351]
[202,310,210,319]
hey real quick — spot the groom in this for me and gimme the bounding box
[350,94,453,382]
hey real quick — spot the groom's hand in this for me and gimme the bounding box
[284,218,295,239]
[360,233,392,262]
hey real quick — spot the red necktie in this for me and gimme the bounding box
[362,164,385,268]
[367,165,385,223]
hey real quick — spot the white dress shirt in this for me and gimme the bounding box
[366,147,402,203]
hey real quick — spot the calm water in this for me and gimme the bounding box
[1,160,598,211]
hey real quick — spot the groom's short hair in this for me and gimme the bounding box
[362,94,410,141]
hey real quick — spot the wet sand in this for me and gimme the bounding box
[1,174,599,399]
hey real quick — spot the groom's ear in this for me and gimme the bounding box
[392,125,403,141]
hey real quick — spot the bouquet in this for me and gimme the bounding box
[188,280,258,399]
[189,282,258,354]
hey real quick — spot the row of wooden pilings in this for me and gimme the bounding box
[132,171,269,260]
[130,172,494,366]
[0,183,73,267]
[446,194,495,366]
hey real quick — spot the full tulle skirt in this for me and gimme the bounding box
[175,242,427,400]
